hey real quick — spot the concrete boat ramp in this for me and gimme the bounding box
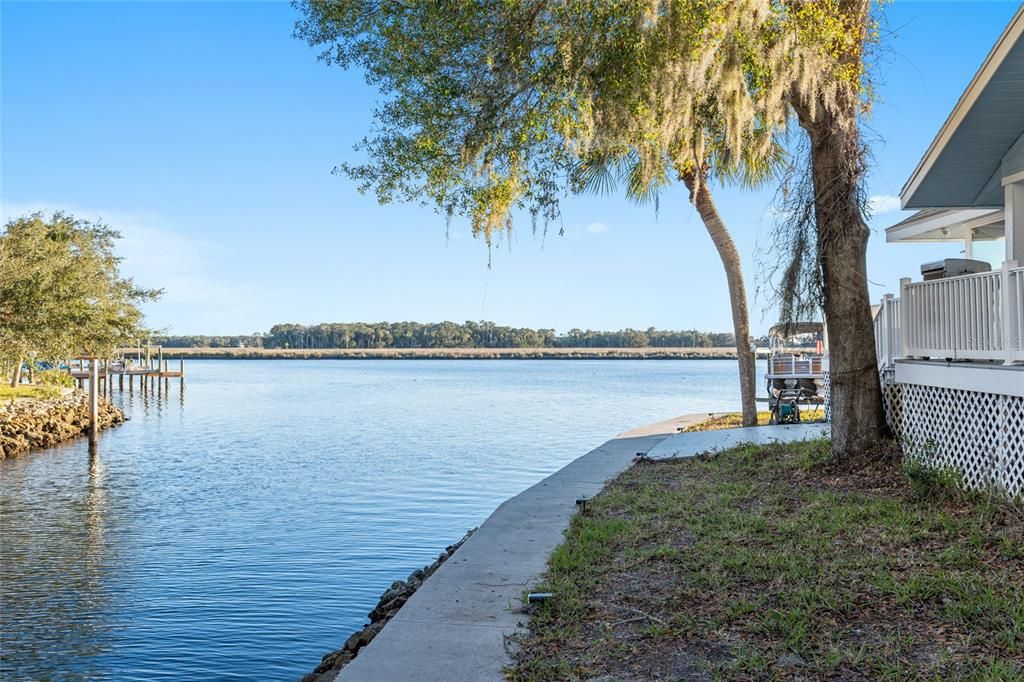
[334,419,830,682]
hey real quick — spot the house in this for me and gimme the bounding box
[874,6,1024,495]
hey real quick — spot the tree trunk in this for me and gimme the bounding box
[683,172,758,427]
[795,103,888,458]
[10,357,23,388]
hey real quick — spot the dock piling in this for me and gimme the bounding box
[88,358,98,446]
[93,346,185,397]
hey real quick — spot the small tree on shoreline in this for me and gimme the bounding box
[0,211,161,386]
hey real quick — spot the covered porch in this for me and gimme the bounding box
[874,204,1024,370]
[874,6,1024,375]
[862,7,1024,497]
[876,189,1024,373]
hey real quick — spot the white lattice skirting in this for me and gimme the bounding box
[881,377,1024,497]
[823,370,1023,497]
[822,371,831,422]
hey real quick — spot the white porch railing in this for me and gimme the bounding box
[1010,266,1024,359]
[873,294,902,369]
[891,262,1023,365]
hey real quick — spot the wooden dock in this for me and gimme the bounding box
[69,345,185,395]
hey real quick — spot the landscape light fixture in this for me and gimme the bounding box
[527,592,554,604]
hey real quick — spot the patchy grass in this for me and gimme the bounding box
[0,384,61,401]
[508,441,1023,681]
[683,410,826,432]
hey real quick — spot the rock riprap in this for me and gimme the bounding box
[301,531,474,682]
[0,390,126,458]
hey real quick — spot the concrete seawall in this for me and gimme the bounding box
[304,413,829,681]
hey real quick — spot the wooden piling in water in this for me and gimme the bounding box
[88,357,98,446]
[103,346,184,396]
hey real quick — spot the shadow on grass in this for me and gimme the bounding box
[508,439,1023,681]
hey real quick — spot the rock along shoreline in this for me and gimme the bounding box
[0,390,127,459]
[301,530,475,682]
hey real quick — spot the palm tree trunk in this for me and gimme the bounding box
[683,172,758,427]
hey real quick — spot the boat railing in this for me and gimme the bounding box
[768,354,823,377]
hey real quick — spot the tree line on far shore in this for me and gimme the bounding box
[154,323,772,350]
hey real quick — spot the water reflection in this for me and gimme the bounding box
[86,446,107,582]
[1,444,126,681]
[1,359,761,680]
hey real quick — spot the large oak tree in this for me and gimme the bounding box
[295,1,790,427]
[296,0,889,456]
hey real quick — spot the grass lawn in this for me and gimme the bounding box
[683,410,826,432]
[0,384,61,401]
[509,441,1023,680]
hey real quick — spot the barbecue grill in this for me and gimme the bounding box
[920,258,991,281]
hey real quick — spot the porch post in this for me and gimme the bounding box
[1001,259,1020,365]
[882,293,895,367]
[1005,180,1024,264]
[899,278,912,359]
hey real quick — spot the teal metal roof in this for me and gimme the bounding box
[902,8,1024,209]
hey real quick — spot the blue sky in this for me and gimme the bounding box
[1,1,1019,335]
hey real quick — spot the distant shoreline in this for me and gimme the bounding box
[128,346,769,360]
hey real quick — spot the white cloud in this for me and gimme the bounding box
[868,194,902,216]
[585,222,609,235]
[0,200,258,330]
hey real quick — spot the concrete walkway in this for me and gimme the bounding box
[336,418,830,682]
[646,422,830,459]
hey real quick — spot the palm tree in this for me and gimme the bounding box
[295,0,784,428]
[573,127,782,428]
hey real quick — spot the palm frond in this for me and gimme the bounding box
[624,157,670,206]
[570,154,620,196]
[714,128,788,189]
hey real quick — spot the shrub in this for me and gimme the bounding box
[36,369,75,388]
[903,459,965,502]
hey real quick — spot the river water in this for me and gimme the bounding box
[0,359,764,681]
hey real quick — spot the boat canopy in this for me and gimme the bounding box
[768,322,824,338]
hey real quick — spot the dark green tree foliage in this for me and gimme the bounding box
[295,1,567,245]
[1,212,161,383]
[154,323,747,349]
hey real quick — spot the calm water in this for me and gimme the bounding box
[0,359,762,681]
